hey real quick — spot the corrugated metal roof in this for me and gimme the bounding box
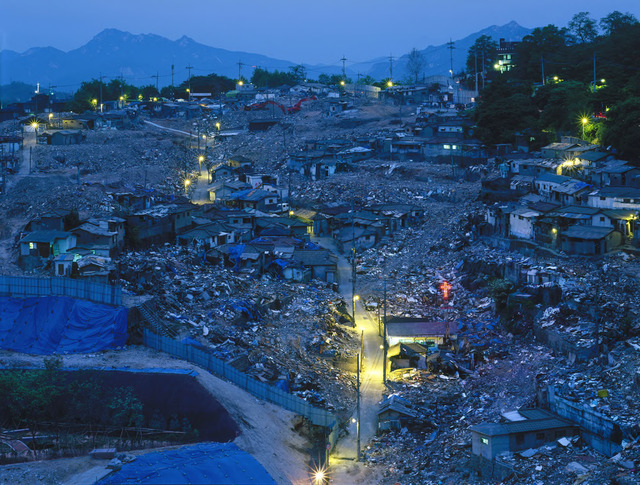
[470,417,575,436]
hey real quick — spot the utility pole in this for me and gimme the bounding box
[171,64,175,99]
[237,60,245,81]
[99,73,104,110]
[541,54,545,85]
[340,56,347,80]
[482,49,486,90]
[474,49,478,94]
[388,54,394,83]
[356,353,361,462]
[383,277,387,384]
[152,72,159,94]
[351,201,357,323]
[592,51,596,93]
[186,65,193,100]
[447,39,455,78]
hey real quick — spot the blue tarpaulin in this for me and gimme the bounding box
[98,442,276,485]
[0,296,127,354]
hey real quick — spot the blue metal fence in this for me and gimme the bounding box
[0,275,122,306]
[142,330,336,428]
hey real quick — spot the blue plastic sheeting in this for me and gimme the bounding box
[0,296,127,354]
[98,442,276,485]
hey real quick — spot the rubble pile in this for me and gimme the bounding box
[364,344,639,484]
[119,244,358,416]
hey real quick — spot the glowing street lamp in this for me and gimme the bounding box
[91,98,98,110]
[581,117,588,138]
[198,155,204,174]
[386,80,393,87]
[184,178,191,195]
[215,122,221,131]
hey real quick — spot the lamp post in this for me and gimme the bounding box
[581,117,588,139]
[184,178,191,196]
[198,155,204,175]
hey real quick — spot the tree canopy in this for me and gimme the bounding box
[468,10,640,161]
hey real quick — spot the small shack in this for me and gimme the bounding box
[469,409,578,460]
[377,395,418,431]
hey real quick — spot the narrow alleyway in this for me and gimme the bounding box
[312,237,386,463]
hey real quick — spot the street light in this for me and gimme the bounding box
[198,155,204,174]
[184,178,191,195]
[215,122,221,131]
[581,117,588,139]
[386,80,393,87]
[91,98,98,111]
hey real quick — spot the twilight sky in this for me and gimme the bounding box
[2,0,639,65]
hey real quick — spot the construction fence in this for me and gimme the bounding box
[0,275,122,306]
[142,330,337,429]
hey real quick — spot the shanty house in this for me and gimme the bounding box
[560,226,622,255]
[291,249,338,284]
[377,395,418,431]
[470,409,578,460]
[385,317,457,348]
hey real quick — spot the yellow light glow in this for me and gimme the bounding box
[340,80,345,86]
[601,79,606,83]
[387,81,393,87]
[552,228,557,234]
[289,210,294,216]
[553,76,558,81]
[91,98,97,105]
[31,122,38,129]
[582,118,588,125]
[198,155,204,162]
[351,418,357,423]
[315,470,325,484]
[238,80,244,86]
[119,96,124,101]
[494,63,500,70]
[48,113,53,119]
[184,179,191,187]
[153,97,158,102]
[354,295,360,301]
[215,122,221,130]
[186,88,190,92]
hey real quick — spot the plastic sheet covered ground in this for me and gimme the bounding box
[0,296,127,354]
[98,442,276,484]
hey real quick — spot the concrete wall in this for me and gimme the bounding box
[545,386,623,457]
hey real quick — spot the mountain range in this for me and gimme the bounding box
[0,22,531,94]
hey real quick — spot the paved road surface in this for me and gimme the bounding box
[312,237,386,463]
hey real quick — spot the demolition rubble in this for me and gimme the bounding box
[1,90,639,484]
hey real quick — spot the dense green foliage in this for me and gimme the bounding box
[470,10,640,161]
[0,362,144,439]
[251,65,307,88]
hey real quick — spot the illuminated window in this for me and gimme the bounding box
[481,438,489,445]
[443,144,451,150]
[29,242,35,250]
[452,145,458,150]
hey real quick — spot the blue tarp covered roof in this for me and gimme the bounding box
[98,442,276,485]
[0,296,127,354]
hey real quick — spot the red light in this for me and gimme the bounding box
[440,281,452,301]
